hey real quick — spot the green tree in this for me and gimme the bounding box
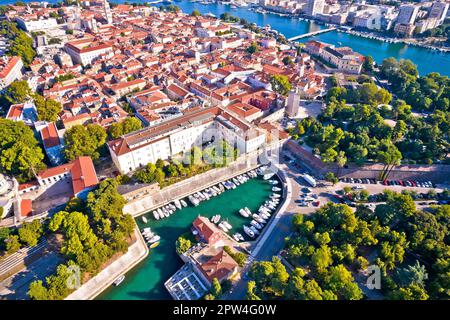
[396,261,428,288]
[191,9,201,16]
[5,235,21,253]
[311,245,333,272]
[0,119,46,181]
[18,220,43,247]
[270,74,292,96]
[391,284,429,300]
[175,236,192,254]
[246,41,259,54]
[109,117,142,139]
[3,80,32,105]
[246,280,261,300]
[64,124,107,161]
[33,94,62,122]
[363,55,374,73]
[211,277,222,297]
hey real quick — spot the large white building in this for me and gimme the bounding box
[305,0,325,17]
[429,1,449,22]
[0,56,24,91]
[396,5,420,25]
[64,38,113,66]
[107,107,266,174]
[15,17,58,32]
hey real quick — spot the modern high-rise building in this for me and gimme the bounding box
[429,1,449,22]
[396,4,419,25]
[305,0,325,17]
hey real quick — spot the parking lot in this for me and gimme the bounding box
[280,152,447,213]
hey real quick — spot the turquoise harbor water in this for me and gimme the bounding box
[97,176,274,300]
[2,0,449,75]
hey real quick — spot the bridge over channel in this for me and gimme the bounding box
[288,27,337,41]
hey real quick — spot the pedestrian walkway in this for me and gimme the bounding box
[0,240,47,280]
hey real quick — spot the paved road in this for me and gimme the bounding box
[0,251,63,300]
[225,158,308,300]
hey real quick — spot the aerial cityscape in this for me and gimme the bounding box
[0,0,449,304]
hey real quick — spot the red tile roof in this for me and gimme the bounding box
[0,56,21,79]
[37,157,98,196]
[20,199,32,217]
[41,122,61,149]
[192,216,222,244]
[198,249,239,283]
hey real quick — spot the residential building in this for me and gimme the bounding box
[107,106,266,174]
[429,1,449,23]
[39,122,65,166]
[305,0,325,17]
[64,38,114,66]
[397,5,420,25]
[15,17,58,32]
[6,102,38,126]
[35,156,99,199]
[0,56,23,90]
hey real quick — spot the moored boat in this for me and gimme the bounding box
[112,275,125,286]
[250,220,262,229]
[243,225,255,238]
[250,225,260,235]
[142,216,148,224]
[174,200,182,209]
[239,208,250,218]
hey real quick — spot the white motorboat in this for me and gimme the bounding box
[250,220,262,230]
[223,221,232,230]
[239,208,249,218]
[163,209,170,218]
[250,225,260,235]
[218,222,229,232]
[211,214,221,224]
[180,199,188,207]
[174,200,182,209]
[272,187,282,192]
[264,172,275,180]
[113,275,125,286]
[233,233,241,241]
[253,215,266,224]
[142,216,148,224]
[244,207,252,216]
[148,235,160,244]
[272,193,281,198]
[189,195,199,206]
[157,208,163,217]
[169,204,177,211]
[152,211,160,220]
[235,233,244,241]
[142,227,151,234]
[232,178,240,186]
[269,180,279,185]
[259,212,270,220]
[243,225,255,238]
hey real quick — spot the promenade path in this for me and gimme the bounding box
[65,228,148,300]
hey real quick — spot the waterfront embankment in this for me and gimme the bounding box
[65,228,148,300]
